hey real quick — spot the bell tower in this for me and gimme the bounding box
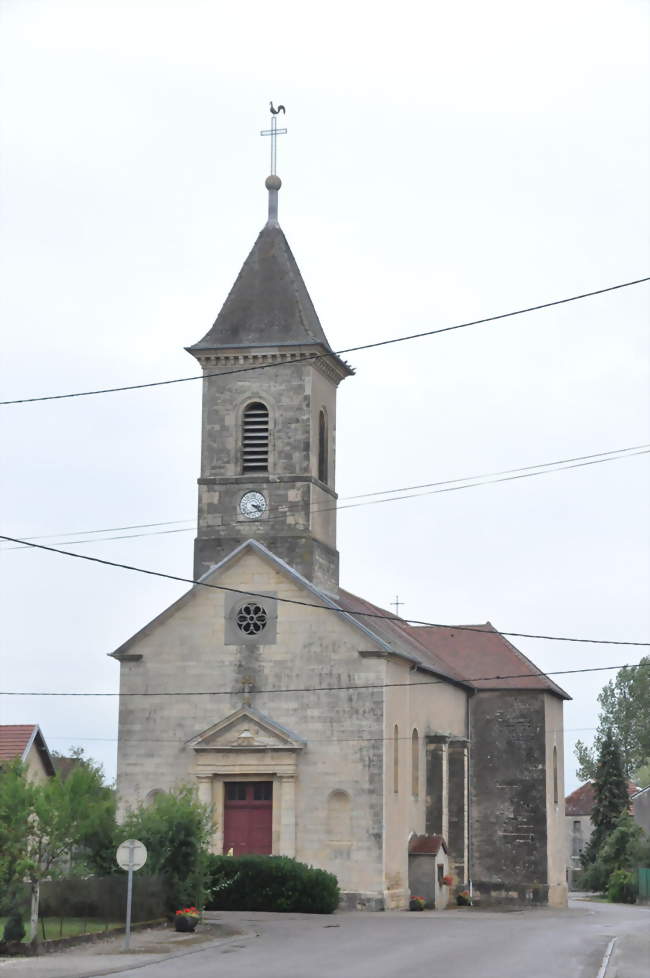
[187,164,353,594]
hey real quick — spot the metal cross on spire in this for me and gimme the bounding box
[390,595,405,618]
[260,101,287,176]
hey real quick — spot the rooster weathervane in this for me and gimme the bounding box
[261,102,287,175]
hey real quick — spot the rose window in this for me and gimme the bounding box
[235,603,268,635]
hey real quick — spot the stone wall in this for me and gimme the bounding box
[192,352,341,592]
[469,690,550,905]
[114,546,386,900]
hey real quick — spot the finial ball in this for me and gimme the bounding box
[265,175,282,191]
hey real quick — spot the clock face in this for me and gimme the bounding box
[240,491,267,520]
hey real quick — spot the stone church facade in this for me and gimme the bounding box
[112,173,569,909]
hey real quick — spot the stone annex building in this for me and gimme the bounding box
[112,169,569,910]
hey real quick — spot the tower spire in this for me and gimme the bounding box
[261,102,287,226]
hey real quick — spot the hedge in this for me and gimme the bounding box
[205,855,340,914]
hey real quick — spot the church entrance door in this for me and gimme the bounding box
[223,781,273,855]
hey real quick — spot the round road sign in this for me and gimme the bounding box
[116,839,148,871]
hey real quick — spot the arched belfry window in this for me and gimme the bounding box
[242,402,269,473]
[318,409,328,484]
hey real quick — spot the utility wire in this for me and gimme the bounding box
[42,725,600,743]
[1,532,648,647]
[1,661,649,698]
[2,277,648,406]
[3,443,647,551]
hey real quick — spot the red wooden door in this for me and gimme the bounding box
[223,782,273,855]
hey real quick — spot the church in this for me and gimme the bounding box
[111,159,569,910]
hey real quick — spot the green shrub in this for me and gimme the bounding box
[607,869,637,904]
[205,855,339,914]
[3,910,25,942]
[120,786,211,910]
[580,858,610,893]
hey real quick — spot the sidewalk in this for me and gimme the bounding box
[0,919,243,978]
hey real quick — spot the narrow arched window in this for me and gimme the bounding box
[327,790,352,842]
[393,724,399,794]
[553,745,558,805]
[318,409,328,484]
[412,729,419,798]
[242,402,269,473]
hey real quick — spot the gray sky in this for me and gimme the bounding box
[1,0,648,792]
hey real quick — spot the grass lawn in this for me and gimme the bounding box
[0,917,122,942]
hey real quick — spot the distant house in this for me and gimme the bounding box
[565,780,639,886]
[631,785,650,836]
[0,724,55,782]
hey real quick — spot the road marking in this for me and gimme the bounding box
[596,937,617,978]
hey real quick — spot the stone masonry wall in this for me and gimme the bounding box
[469,690,548,904]
[114,547,386,899]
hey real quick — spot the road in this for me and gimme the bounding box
[2,899,648,978]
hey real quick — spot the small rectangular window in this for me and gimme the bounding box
[225,783,247,801]
[253,782,272,801]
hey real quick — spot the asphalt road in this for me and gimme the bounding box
[154,901,650,978]
[3,899,648,978]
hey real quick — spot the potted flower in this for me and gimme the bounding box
[456,889,472,907]
[442,874,454,887]
[174,906,201,932]
[409,896,425,911]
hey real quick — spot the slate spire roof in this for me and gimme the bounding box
[188,177,334,352]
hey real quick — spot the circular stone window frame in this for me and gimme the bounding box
[235,602,269,636]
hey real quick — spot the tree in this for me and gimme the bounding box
[120,785,211,909]
[3,761,115,942]
[583,729,630,865]
[581,813,650,893]
[575,657,650,781]
[50,748,118,875]
[0,761,33,913]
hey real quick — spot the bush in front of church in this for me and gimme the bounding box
[205,855,340,914]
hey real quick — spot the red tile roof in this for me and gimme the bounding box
[0,724,55,775]
[408,834,448,855]
[408,622,570,698]
[337,590,569,698]
[0,724,38,762]
[565,780,640,815]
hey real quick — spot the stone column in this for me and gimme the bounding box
[278,775,296,857]
[212,779,224,855]
[196,775,213,808]
[447,741,468,883]
[196,775,219,854]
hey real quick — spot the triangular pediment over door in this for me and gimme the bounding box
[188,706,306,755]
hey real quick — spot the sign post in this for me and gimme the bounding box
[116,839,148,951]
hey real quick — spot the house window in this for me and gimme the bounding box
[411,729,419,798]
[553,745,558,805]
[393,724,399,794]
[318,409,328,484]
[242,402,269,473]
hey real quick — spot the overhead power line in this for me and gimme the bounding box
[3,442,648,551]
[2,276,648,406]
[1,532,648,647]
[1,661,649,698]
[42,724,599,743]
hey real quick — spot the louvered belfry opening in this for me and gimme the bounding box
[242,401,269,473]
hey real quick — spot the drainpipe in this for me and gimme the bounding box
[467,690,474,900]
